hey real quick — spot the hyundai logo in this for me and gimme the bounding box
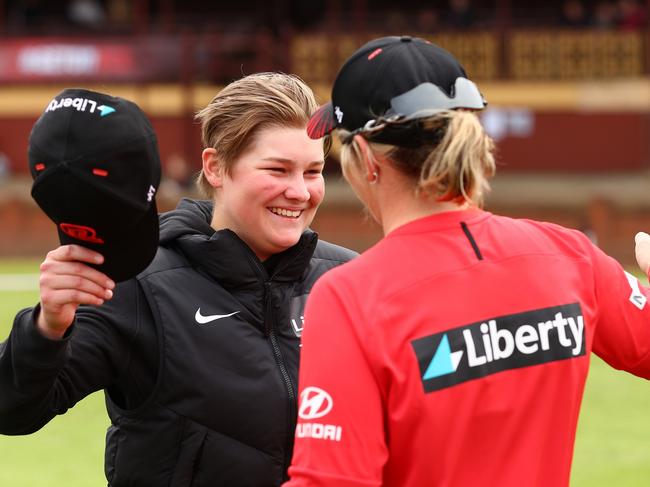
[298,387,333,420]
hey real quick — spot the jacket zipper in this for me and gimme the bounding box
[264,281,297,479]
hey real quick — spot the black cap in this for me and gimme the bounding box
[307,36,486,146]
[28,88,161,282]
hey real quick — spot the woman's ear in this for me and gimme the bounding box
[354,135,380,183]
[201,148,224,189]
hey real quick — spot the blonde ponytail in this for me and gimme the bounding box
[418,110,495,205]
[339,110,495,206]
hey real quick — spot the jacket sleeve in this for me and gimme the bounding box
[0,279,143,435]
[285,275,387,487]
[591,244,650,378]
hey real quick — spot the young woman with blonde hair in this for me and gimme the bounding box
[286,36,650,487]
[0,73,355,486]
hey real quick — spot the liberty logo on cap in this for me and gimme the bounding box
[46,96,116,117]
[30,87,161,282]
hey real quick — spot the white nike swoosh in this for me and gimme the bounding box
[195,308,240,324]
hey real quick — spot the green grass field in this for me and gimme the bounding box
[0,259,648,486]
[0,260,106,487]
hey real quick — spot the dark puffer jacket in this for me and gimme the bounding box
[0,198,357,486]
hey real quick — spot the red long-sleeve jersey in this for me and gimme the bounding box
[285,208,650,487]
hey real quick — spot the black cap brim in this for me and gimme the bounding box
[56,202,159,282]
[307,102,336,139]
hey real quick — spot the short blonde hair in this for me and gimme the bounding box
[195,72,321,197]
[339,110,495,206]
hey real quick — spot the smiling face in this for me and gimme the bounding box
[207,126,325,261]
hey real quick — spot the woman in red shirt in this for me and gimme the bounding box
[285,36,650,487]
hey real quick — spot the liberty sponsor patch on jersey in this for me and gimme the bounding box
[411,303,585,393]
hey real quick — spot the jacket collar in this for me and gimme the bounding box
[159,199,318,288]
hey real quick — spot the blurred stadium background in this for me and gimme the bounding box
[0,0,649,485]
[0,0,649,260]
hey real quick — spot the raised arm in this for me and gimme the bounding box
[591,237,650,378]
[0,245,138,435]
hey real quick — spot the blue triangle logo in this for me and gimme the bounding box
[423,334,463,380]
[98,105,116,117]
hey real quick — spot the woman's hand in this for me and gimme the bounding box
[634,232,650,277]
[37,245,115,339]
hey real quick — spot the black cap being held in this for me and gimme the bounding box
[28,88,161,282]
[307,35,487,147]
